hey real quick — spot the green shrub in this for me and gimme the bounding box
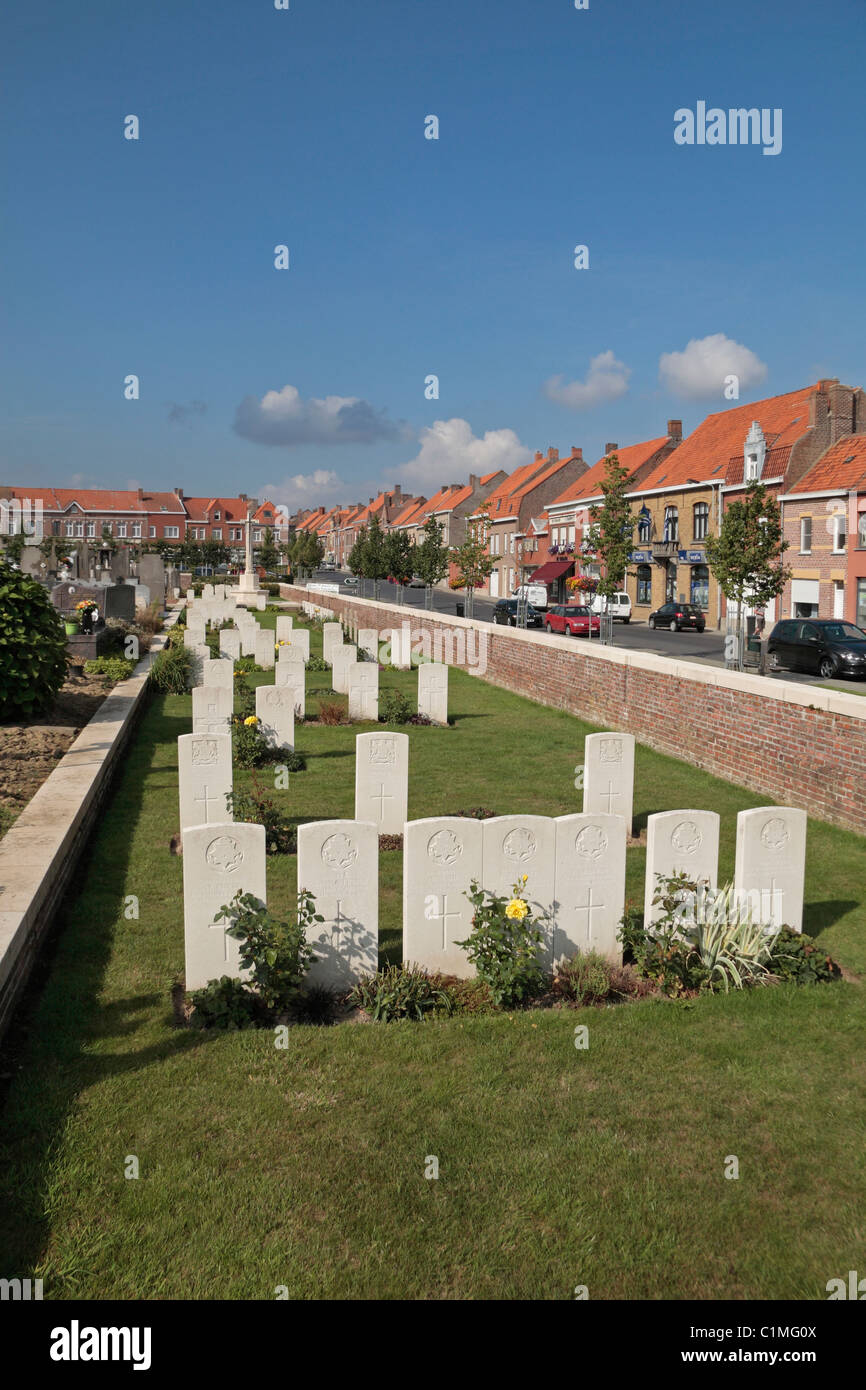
[226,777,297,854]
[281,748,306,772]
[189,976,260,1030]
[457,877,546,1007]
[379,690,413,724]
[234,656,261,674]
[0,560,68,720]
[83,656,137,681]
[766,927,842,985]
[349,965,454,1021]
[306,654,329,672]
[148,644,194,694]
[553,951,614,1005]
[234,673,256,719]
[232,716,272,767]
[217,890,318,1014]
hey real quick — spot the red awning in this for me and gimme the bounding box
[527,559,575,584]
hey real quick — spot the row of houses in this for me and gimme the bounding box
[0,486,287,550]
[293,377,866,628]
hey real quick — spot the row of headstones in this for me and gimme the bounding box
[183,803,806,993]
[198,581,266,611]
[321,619,448,724]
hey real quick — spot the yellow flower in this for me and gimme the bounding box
[505,898,528,921]
[243,715,258,726]
[521,874,528,884]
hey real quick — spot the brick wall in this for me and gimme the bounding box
[286,585,866,836]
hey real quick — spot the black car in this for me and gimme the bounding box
[648,602,706,632]
[492,598,543,627]
[767,619,866,680]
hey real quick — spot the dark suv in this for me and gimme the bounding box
[492,598,543,628]
[648,602,706,632]
[767,619,866,680]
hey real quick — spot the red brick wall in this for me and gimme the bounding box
[286,586,866,836]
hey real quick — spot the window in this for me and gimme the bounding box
[74,521,84,537]
[690,564,709,609]
[132,522,142,538]
[858,515,866,549]
[637,514,651,543]
[745,453,759,481]
[65,522,75,537]
[567,525,575,544]
[52,520,60,535]
[693,502,709,541]
[832,512,847,553]
[165,526,179,539]
[800,516,812,553]
[636,564,652,605]
[213,511,221,521]
[149,526,156,538]
[858,579,866,629]
[663,506,679,543]
[118,523,127,537]
[253,530,262,542]
[84,520,94,537]
[212,528,222,540]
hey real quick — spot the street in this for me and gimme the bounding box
[308,570,865,694]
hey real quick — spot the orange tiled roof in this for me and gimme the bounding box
[548,436,671,509]
[3,486,186,514]
[390,497,428,528]
[639,384,818,492]
[788,435,866,493]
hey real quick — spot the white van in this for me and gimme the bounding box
[590,591,632,622]
[512,583,549,610]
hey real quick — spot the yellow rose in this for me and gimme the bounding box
[505,898,528,921]
[244,715,258,726]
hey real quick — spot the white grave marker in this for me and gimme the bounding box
[583,731,635,834]
[276,615,294,641]
[483,815,556,967]
[331,643,358,694]
[403,816,482,977]
[644,810,720,927]
[348,661,378,721]
[355,731,408,834]
[202,658,234,691]
[183,822,266,990]
[192,685,233,735]
[297,820,378,989]
[178,732,232,842]
[274,663,305,717]
[554,814,627,963]
[418,662,448,724]
[255,685,295,750]
[358,627,379,661]
[734,806,806,931]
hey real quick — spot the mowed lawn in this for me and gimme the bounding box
[0,610,864,1300]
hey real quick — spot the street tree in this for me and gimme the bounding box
[450,506,495,617]
[413,516,451,610]
[705,481,791,669]
[587,453,635,608]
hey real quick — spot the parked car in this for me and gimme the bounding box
[492,598,543,627]
[406,575,426,588]
[648,602,706,632]
[767,618,866,679]
[590,591,632,622]
[512,582,549,610]
[544,604,601,637]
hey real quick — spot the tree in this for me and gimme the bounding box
[347,528,367,577]
[383,528,416,598]
[357,515,389,598]
[414,516,451,609]
[450,507,495,617]
[0,558,68,719]
[257,526,279,574]
[587,453,635,607]
[705,482,791,670]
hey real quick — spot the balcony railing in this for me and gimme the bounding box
[651,538,680,558]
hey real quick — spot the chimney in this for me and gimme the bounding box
[547,447,559,463]
[393,484,402,499]
[137,487,144,501]
[469,473,479,489]
[175,485,184,499]
[571,447,583,462]
[604,443,618,456]
[534,451,543,462]
[239,492,247,502]
[667,419,682,442]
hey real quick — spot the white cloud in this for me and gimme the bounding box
[543,351,631,410]
[257,469,345,512]
[234,383,404,446]
[659,333,768,399]
[394,418,531,492]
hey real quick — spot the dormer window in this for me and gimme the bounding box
[743,421,766,481]
[213,510,221,521]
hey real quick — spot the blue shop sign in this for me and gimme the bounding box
[678,549,705,563]
[630,550,652,563]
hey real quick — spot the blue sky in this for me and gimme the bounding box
[2,0,864,510]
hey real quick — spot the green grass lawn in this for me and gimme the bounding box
[0,610,864,1300]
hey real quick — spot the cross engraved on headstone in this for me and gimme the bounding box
[574,886,606,944]
[207,701,217,716]
[762,876,783,924]
[371,783,393,818]
[429,893,462,950]
[208,917,233,961]
[326,900,347,944]
[600,781,621,814]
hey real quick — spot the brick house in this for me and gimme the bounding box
[779,435,866,626]
[469,448,588,598]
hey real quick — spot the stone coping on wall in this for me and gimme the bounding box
[0,605,183,1040]
[282,584,866,723]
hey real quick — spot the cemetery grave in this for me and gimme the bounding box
[0,605,864,1300]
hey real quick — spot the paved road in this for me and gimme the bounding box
[308,571,864,695]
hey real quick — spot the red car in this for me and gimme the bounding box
[544,604,601,637]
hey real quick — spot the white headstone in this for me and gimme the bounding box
[322,622,343,663]
[554,814,627,963]
[483,815,556,967]
[255,684,295,750]
[238,621,257,657]
[213,584,225,600]
[297,820,379,989]
[277,642,306,666]
[348,661,378,721]
[644,810,720,927]
[280,627,309,662]
[583,731,635,833]
[358,627,379,661]
[355,730,408,834]
[187,642,211,684]
[192,684,233,735]
[276,615,294,641]
[201,583,215,600]
[178,732,232,842]
[331,643,358,694]
[274,663,305,717]
[183,627,205,649]
[403,817,482,978]
[254,630,276,669]
[386,622,411,669]
[418,662,448,724]
[202,658,234,690]
[734,806,806,931]
[219,628,241,661]
[183,822,266,990]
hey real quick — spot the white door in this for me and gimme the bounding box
[490,569,499,598]
[833,582,845,618]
